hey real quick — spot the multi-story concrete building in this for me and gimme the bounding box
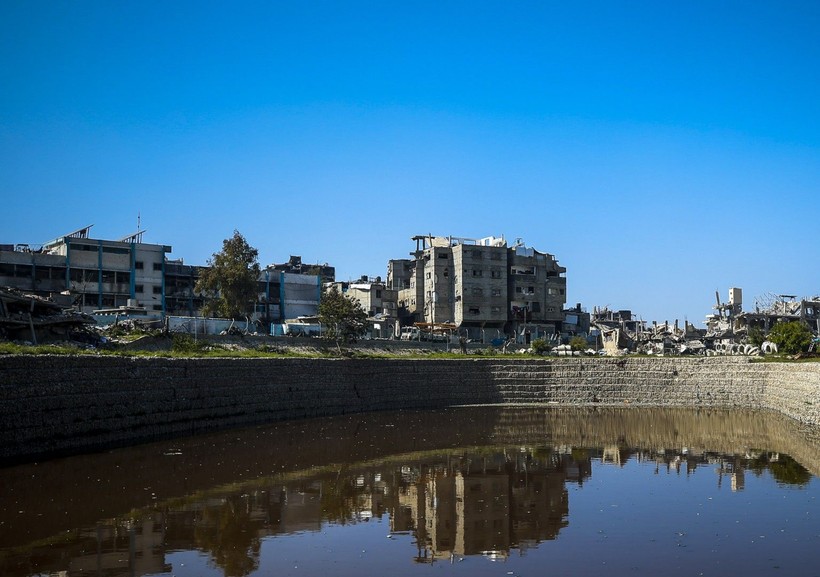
[0,226,170,317]
[1,228,330,328]
[396,234,567,342]
[257,269,323,323]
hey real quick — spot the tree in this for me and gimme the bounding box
[767,320,813,355]
[195,231,261,319]
[747,326,765,347]
[318,285,367,350]
[569,336,588,351]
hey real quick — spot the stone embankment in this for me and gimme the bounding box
[0,356,818,461]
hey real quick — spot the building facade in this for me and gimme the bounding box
[396,235,567,342]
[0,226,170,317]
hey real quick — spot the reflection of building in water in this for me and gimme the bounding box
[278,483,323,532]
[9,446,808,577]
[393,450,584,561]
[66,513,170,577]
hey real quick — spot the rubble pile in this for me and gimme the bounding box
[0,286,97,345]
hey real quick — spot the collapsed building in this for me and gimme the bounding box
[705,288,820,339]
[0,286,95,344]
[590,306,704,356]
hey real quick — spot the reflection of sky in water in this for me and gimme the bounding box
[1,407,819,577]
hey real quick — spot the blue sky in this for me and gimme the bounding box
[2,1,818,325]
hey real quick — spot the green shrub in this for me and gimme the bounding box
[531,338,551,355]
[747,326,765,347]
[569,336,588,351]
[768,321,813,355]
[171,334,209,354]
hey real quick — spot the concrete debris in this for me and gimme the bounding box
[591,288,818,357]
[0,286,96,345]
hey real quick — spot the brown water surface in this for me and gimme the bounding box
[1,406,819,576]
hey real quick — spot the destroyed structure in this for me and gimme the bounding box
[0,286,95,344]
[705,288,820,339]
[590,287,820,356]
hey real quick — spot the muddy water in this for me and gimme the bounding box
[1,407,819,577]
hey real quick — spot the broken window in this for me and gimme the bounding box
[472,270,483,277]
[469,307,481,315]
[492,288,502,297]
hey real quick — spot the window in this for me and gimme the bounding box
[153,286,162,294]
[375,290,382,298]
[531,302,541,312]
[469,307,481,315]
[472,270,483,277]
[516,286,523,294]
[491,269,502,278]
[491,306,501,314]
[471,250,482,259]
[426,271,431,279]
[472,287,483,296]
[491,252,502,261]
[438,253,448,259]
[527,286,535,294]
[491,288,502,297]
[135,284,144,293]
[153,262,162,271]
[102,246,129,255]
[135,261,144,270]
[153,305,163,311]
[548,287,559,295]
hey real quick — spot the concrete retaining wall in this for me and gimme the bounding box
[1,356,818,461]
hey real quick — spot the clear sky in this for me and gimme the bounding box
[2,1,818,326]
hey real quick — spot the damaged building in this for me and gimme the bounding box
[392,235,567,343]
[706,287,820,339]
[0,226,170,319]
[0,286,96,344]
